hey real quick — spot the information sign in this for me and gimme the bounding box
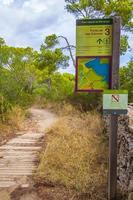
[76,19,113,92]
[103,90,128,114]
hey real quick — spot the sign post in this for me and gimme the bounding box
[75,16,125,200]
[108,16,121,200]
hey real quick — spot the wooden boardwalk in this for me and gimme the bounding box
[0,108,56,188]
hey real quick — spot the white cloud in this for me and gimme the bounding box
[0,0,74,49]
[23,0,47,13]
[0,0,131,73]
[0,0,14,6]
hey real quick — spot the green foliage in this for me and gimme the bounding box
[33,71,102,111]
[49,73,74,101]
[104,0,133,29]
[0,45,37,106]
[69,93,102,111]
[0,37,6,47]
[120,35,130,55]
[36,48,69,73]
[0,95,12,122]
[65,0,105,18]
[120,60,133,102]
[33,72,75,102]
[41,34,59,49]
[37,34,69,73]
[0,35,72,112]
[0,34,71,108]
[65,0,133,29]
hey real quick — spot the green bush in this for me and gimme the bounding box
[68,93,102,111]
[120,61,133,102]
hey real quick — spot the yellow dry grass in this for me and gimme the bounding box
[37,105,108,199]
[0,121,16,144]
[0,106,25,144]
[6,105,25,130]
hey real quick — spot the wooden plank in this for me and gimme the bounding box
[0,146,41,150]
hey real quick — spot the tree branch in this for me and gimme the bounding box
[58,36,76,68]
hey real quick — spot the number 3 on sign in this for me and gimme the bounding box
[105,28,110,36]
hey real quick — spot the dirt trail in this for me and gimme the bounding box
[0,108,57,199]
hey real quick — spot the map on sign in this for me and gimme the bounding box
[77,57,110,91]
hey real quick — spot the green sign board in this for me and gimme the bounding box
[103,90,128,115]
[76,19,113,57]
[75,19,113,92]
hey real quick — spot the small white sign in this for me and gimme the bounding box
[103,90,128,115]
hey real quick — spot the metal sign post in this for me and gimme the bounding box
[108,16,121,200]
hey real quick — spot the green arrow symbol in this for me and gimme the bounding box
[97,39,103,44]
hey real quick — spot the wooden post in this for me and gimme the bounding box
[108,17,121,200]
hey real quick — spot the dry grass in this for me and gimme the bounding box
[43,102,80,116]
[0,106,25,144]
[36,105,108,199]
[6,105,25,130]
[0,123,14,144]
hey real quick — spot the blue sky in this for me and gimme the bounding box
[0,0,132,74]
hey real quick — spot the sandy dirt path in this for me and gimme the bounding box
[0,108,57,199]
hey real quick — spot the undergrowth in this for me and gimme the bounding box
[36,104,108,200]
[0,105,25,144]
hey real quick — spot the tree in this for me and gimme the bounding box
[65,0,133,29]
[33,72,75,101]
[0,37,6,46]
[65,0,105,18]
[0,40,38,106]
[120,35,130,55]
[58,35,75,67]
[41,34,75,67]
[37,34,69,73]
